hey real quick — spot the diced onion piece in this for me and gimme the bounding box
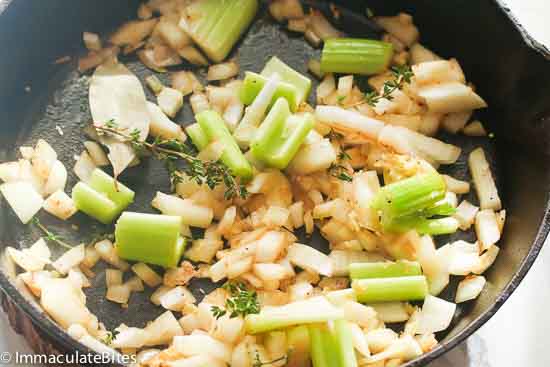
[287,243,333,276]
[475,209,501,252]
[106,268,123,287]
[342,301,379,329]
[337,75,353,97]
[329,250,380,277]
[416,295,456,334]
[7,246,47,272]
[111,326,150,348]
[419,112,443,136]
[138,49,167,72]
[51,244,85,275]
[410,43,441,65]
[207,61,240,81]
[68,267,90,288]
[0,161,20,183]
[106,284,131,304]
[227,257,254,279]
[212,314,245,345]
[289,201,304,228]
[374,13,419,46]
[468,147,501,210]
[82,246,100,268]
[496,209,506,233]
[288,282,314,301]
[157,87,183,118]
[443,241,480,276]
[453,200,479,231]
[156,17,191,51]
[144,310,184,346]
[43,190,77,220]
[253,231,286,263]
[418,82,487,114]
[253,263,288,282]
[190,92,210,115]
[0,182,43,223]
[84,141,109,166]
[132,262,162,287]
[83,32,102,51]
[179,45,209,66]
[125,276,144,292]
[368,334,422,362]
[145,75,164,95]
[223,100,244,132]
[150,285,171,306]
[137,3,152,19]
[287,138,338,175]
[31,139,58,180]
[455,275,486,303]
[442,174,470,194]
[288,18,308,33]
[371,302,410,323]
[350,322,370,357]
[160,286,196,311]
[110,19,158,46]
[304,29,322,48]
[412,60,465,86]
[463,120,488,136]
[94,239,130,271]
[173,334,232,363]
[147,102,186,141]
[441,110,472,134]
[308,10,342,40]
[73,151,97,183]
[315,106,384,140]
[316,74,335,102]
[152,192,213,228]
[473,245,500,274]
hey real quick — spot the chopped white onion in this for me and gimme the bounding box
[475,209,501,252]
[157,87,184,118]
[468,147,501,210]
[43,190,77,220]
[0,161,21,183]
[83,32,102,51]
[106,283,131,304]
[0,182,44,223]
[440,240,479,276]
[455,275,486,303]
[84,141,109,166]
[416,295,456,334]
[473,245,500,274]
[94,239,130,271]
[350,322,370,357]
[160,286,196,311]
[73,151,97,183]
[52,244,85,275]
[106,268,123,287]
[372,302,411,323]
[31,139,58,180]
[418,82,487,114]
[145,310,184,346]
[207,61,240,81]
[287,243,333,276]
[132,262,162,287]
[190,92,211,115]
[152,192,213,228]
[172,334,232,363]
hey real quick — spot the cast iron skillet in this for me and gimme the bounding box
[1,0,550,366]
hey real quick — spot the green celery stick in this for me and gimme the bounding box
[349,260,422,279]
[196,110,253,180]
[287,325,312,367]
[115,212,186,268]
[245,296,344,334]
[261,56,311,106]
[240,71,301,111]
[352,276,428,303]
[88,169,134,212]
[387,216,460,235]
[321,38,393,75]
[250,98,314,169]
[185,0,258,62]
[334,320,358,367]
[371,172,446,227]
[309,324,340,367]
[72,182,119,224]
[185,123,209,151]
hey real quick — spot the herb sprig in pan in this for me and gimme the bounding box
[364,65,414,107]
[96,121,248,200]
[211,282,260,320]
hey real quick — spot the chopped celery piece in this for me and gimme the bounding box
[115,212,186,268]
[349,260,422,279]
[287,325,312,367]
[196,110,253,180]
[387,216,460,235]
[185,123,209,151]
[321,38,393,75]
[72,182,119,224]
[245,296,344,334]
[334,320,358,367]
[250,98,314,169]
[240,71,301,111]
[352,276,428,303]
[261,57,311,106]
[185,0,258,62]
[309,324,340,367]
[88,169,134,212]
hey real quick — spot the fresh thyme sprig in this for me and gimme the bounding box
[95,123,248,200]
[31,218,73,249]
[211,282,260,320]
[327,129,353,182]
[364,65,414,107]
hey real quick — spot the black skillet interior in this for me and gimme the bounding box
[0,1,550,366]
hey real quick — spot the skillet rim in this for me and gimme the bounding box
[0,0,548,365]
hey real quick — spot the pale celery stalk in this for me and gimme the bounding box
[185,123,209,150]
[184,0,258,62]
[320,38,393,75]
[261,56,311,105]
[245,296,344,334]
[334,320,358,367]
[352,276,428,303]
[349,260,422,279]
[309,324,340,367]
[286,325,312,367]
[196,110,253,180]
[115,212,186,268]
[71,182,119,224]
[387,216,460,235]
[88,168,134,212]
[240,71,301,111]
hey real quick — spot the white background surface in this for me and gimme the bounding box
[1,0,549,366]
